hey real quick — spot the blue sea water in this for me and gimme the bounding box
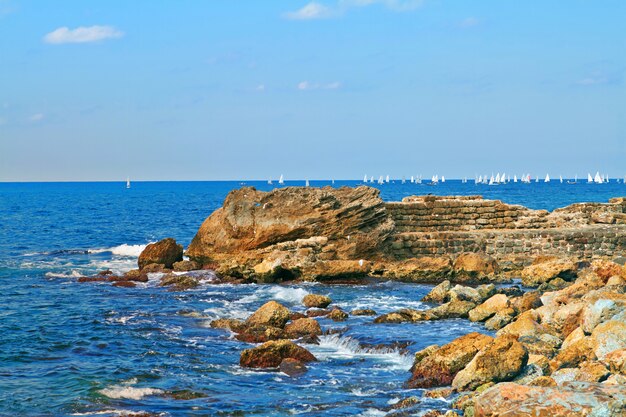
[1,180,625,416]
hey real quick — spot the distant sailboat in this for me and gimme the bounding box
[594,172,603,184]
[513,175,518,183]
[370,176,374,183]
[588,173,593,183]
[378,176,384,185]
[363,174,368,183]
[126,177,131,189]
[385,175,390,183]
[410,175,415,183]
[441,176,446,183]
[268,178,273,185]
[559,175,563,183]
[545,174,550,183]
[305,179,310,187]
[535,176,539,183]
[279,174,284,185]
[401,176,406,184]
[489,175,496,186]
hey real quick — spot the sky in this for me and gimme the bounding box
[0,0,625,181]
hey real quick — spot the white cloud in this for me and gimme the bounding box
[297,81,341,90]
[284,2,335,20]
[284,0,422,20]
[29,113,44,122]
[43,25,124,44]
[256,84,266,91]
[575,77,608,86]
[459,17,480,28]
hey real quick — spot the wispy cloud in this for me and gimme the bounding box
[574,68,623,87]
[459,17,481,29]
[43,25,124,44]
[29,113,44,122]
[283,0,423,20]
[297,81,341,90]
[256,84,266,92]
[0,0,16,18]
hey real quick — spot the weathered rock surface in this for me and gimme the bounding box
[468,294,510,322]
[284,318,322,338]
[279,358,308,376]
[245,301,291,328]
[138,238,183,270]
[452,335,528,391]
[474,382,626,417]
[302,294,332,308]
[408,332,493,388]
[520,257,578,287]
[453,253,500,281]
[240,340,316,368]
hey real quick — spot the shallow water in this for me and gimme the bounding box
[1,180,625,416]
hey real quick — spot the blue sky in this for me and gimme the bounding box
[1,0,625,181]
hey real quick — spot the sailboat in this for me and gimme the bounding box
[385,175,390,183]
[363,174,368,183]
[545,174,550,183]
[401,176,406,184]
[513,175,518,183]
[305,179,310,187]
[559,175,563,183]
[370,176,374,183]
[594,172,603,184]
[488,175,496,186]
[535,176,539,183]
[279,174,284,185]
[126,177,131,189]
[378,176,384,185]
[441,176,446,183]
[268,178,273,185]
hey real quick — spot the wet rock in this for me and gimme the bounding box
[279,358,308,376]
[452,335,528,391]
[138,238,183,270]
[422,388,453,399]
[498,285,524,298]
[428,300,476,320]
[112,281,136,288]
[408,332,493,388]
[141,263,170,273]
[452,253,500,282]
[122,269,149,282]
[78,276,108,283]
[240,340,316,368]
[351,308,377,316]
[469,294,510,322]
[474,381,626,417]
[374,308,429,323]
[284,318,322,338]
[166,390,207,400]
[172,260,201,272]
[245,301,291,328]
[209,318,245,332]
[235,325,286,343]
[327,308,348,322]
[391,396,420,409]
[302,294,332,309]
[159,273,199,291]
[520,257,578,287]
[537,277,570,292]
[306,308,332,318]
[422,280,452,303]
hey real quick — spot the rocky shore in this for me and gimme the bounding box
[75,186,626,415]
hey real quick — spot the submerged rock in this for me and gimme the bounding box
[240,340,316,368]
[138,238,183,270]
[279,358,308,376]
[159,273,199,291]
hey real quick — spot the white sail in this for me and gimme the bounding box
[489,175,495,185]
[535,176,539,183]
[441,176,446,183]
[370,176,374,183]
[363,174,368,183]
[268,178,273,185]
[279,174,284,184]
[410,175,414,183]
[559,175,563,183]
[385,175,390,183]
[513,175,518,183]
[588,173,593,183]
[126,177,130,189]
[378,175,384,184]
[545,174,550,183]
[305,179,310,187]
[401,176,406,184]
[594,172,602,184]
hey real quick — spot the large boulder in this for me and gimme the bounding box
[452,335,528,391]
[284,318,322,338]
[469,294,510,322]
[186,186,394,262]
[245,301,291,328]
[240,340,316,368]
[382,257,452,282]
[452,253,500,282]
[520,257,578,287]
[138,238,183,270]
[473,382,626,416]
[302,294,332,308]
[408,332,493,388]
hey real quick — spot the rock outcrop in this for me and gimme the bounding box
[240,340,316,368]
[138,238,183,270]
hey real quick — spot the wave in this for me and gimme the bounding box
[312,334,413,370]
[89,243,149,257]
[236,286,311,305]
[99,384,163,400]
[45,270,83,279]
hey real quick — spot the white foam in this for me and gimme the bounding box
[237,286,311,305]
[351,388,382,397]
[45,270,83,278]
[71,409,134,416]
[89,243,149,257]
[99,384,163,400]
[311,334,413,370]
[356,409,386,417]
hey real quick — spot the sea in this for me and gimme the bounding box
[1,179,625,416]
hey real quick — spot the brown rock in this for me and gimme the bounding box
[235,325,286,343]
[302,294,332,308]
[422,280,452,303]
[284,318,322,338]
[246,301,291,328]
[306,308,332,318]
[172,260,201,272]
[209,318,245,332]
[112,281,136,288]
[520,258,578,287]
[138,238,183,270]
[327,309,348,321]
[452,253,500,281]
[351,308,377,316]
[383,257,452,282]
[474,382,626,416]
[240,340,316,368]
[141,263,170,273]
[279,358,308,376]
[453,335,528,391]
[408,332,493,388]
[159,273,199,291]
[469,294,510,322]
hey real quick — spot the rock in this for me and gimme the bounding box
[510,291,542,314]
[140,263,170,273]
[166,390,207,400]
[112,281,136,288]
[591,259,625,281]
[279,358,307,376]
[327,309,348,321]
[383,257,453,282]
[518,334,562,358]
[159,273,199,291]
[551,330,595,370]
[484,312,515,331]
[590,320,626,360]
[452,335,528,391]
[428,300,477,320]
[476,284,497,301]
[469,294,510,322]
[172,260,201,272]
[284,318,322,338]
[78,276,108,283]
[528,376,557,387]
[122,269,149,282]
[138,238,183,270]
[452,253,500,282]
[245,301,291,328]
[391,396,420,409]
[408,332,493,388]
[186,186,394,262]
[603,349,626,374]
[580,297,626,334]
[474,382,626,416]
[235,325,286,343]
[448,285,483,304]
[302,294,332,308]
[422,280,452,303]
[422,388,453,399]
[209,318,244,332]
[351,308,377,316]
[240,340,316,368]
[520,258,578,287]
[306,308,332,318]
